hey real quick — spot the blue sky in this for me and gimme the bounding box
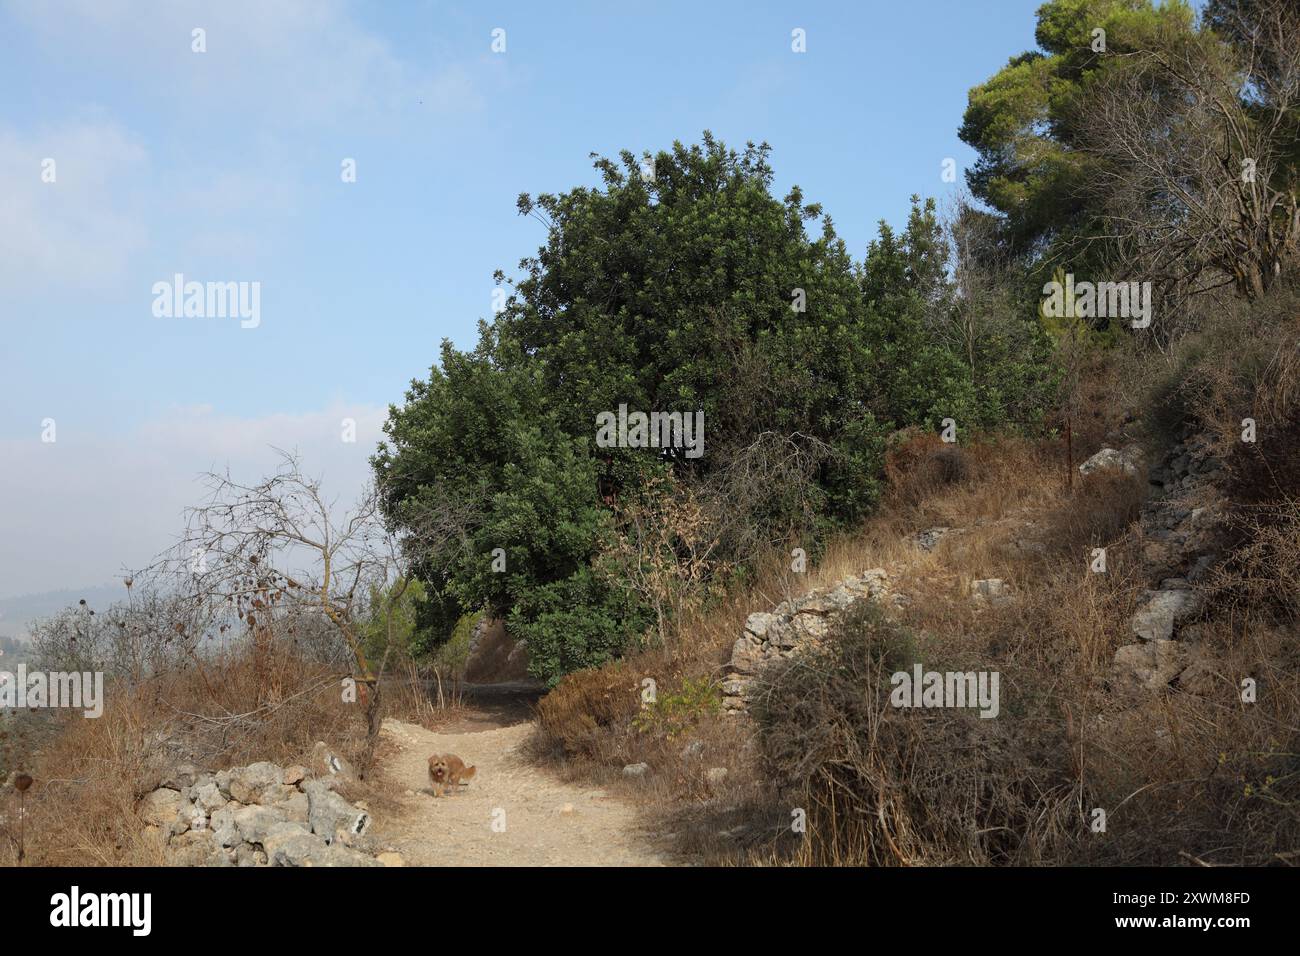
[0,0,1046,603]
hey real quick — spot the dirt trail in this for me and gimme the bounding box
[370,715,665,866]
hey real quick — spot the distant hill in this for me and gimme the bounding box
[0,634,29,665]
[0,583,129,641]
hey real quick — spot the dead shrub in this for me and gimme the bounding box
[754,602,1080,865]
[885,432,971,509]
[377,655,470,730]
[1140,279,1300,451]
[1213,497,1300,617]
[1225,420,1300,508]
[533,660,640,759]
[0,640,366,867]
[1074,617,1300,865]
[1040,470,1146,556]
[1161,282,1300,618]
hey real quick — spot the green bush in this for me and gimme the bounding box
[632,676,720,738]
[374,135,1055,685]
[433,611,478,678]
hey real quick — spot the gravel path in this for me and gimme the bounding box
[371,718,665,867]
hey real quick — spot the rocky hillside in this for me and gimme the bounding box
[720,431,1243,716]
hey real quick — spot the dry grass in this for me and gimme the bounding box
[9,321,1300,866]
[534,661,641,761]
[377,655,472,732]
[0,609,488,868]
[0,642,368,867]
[531,404,1300,866]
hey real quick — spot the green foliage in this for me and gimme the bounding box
[373,341,622,656]
[864,196,1057,431]
[359,577,426,663]
[632,676,720,738]
[862,202,980,429]
[959,0,1198,265]
[374,135,1056,685]
[1037,267,1123,351]
[433,610,478,678]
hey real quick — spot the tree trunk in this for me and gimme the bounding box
[359,678,382,778]
[1065,417,1074,490]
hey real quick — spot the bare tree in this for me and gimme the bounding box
[1076,0,1300,314]
[600,473,728,644]
[701,430,835,559]
[28,584,209,682]
[148,450,407,773]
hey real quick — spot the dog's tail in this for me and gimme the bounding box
[462,766,476,781]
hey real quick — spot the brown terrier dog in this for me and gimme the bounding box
[427,753,476,797]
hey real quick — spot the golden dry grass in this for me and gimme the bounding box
[0,642,371,867]
[535,424,1300,866]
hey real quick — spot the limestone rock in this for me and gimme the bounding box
[721,568,895,713]
[971,578,1012,606]
[789,613,829,639]
[167,804,195,839]
[310,742,357,782]
[209,804,242,849]
[262,822,326,866]
[158,763,203,791]
[235,844,268,867]
[728,635,764,675]
[266,831,382,867]
[304,779,370,846]
[228,761,284,804]
[280,791,310,824]
[1079,445,1145,479]
[233,804,288,845]
[154,754,384,867]
[192,781,225,813]
[914,527,951,551]
[139,788,183,827]
[1130,589,1202,642]
[720,677,749,697]
[258,783,301,807]
[168,829,232,867]
[1112,641,1187,694]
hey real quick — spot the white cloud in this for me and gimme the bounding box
[0,1,493,289]
[5,0,480,128]
[0,119,149,289]
[0,402,387,599]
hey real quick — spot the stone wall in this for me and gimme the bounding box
[720,430,1235,711]
[721,569,892,713]
[1083,429,1231,698]
[138,743,400,867]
